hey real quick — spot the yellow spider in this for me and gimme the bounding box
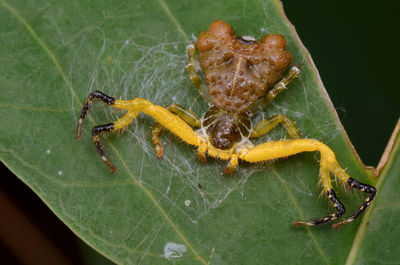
[76,20,376,229]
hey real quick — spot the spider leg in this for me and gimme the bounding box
[186,44,210,103]
[77,91,201,171]
[250,114,301,139]
[197,142,208,163]
[151,103,201,158]
[76,90,116,139]
[226,114,300,174]
[91,112,137,172]
[250,64,301,113]
[330,162,377,229]
[110,98,200,147]
[239,139,376,228]
[224,154,239,175]
[293,156,345,226]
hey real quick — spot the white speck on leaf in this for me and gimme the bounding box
[46,149,51,154]
[164,242,187,259]
[184,200,191,207]
[58,171,62,176]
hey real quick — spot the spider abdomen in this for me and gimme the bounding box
[197,20,292,113]
[201,107,251,150]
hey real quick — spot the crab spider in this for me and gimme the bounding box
[76,20,376,229]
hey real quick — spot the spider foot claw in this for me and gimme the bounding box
[198,154,207,163]
[223,166,235,175]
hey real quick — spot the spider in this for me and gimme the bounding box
[76,20,376,229]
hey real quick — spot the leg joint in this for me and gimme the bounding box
[90,90,115,105]
[347,178,377,194]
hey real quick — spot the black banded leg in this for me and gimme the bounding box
[92,123,117,172]
[77,90,115,139]
[293,190,345,226]
[332,178,377,229]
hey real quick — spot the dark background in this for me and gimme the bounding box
[285,0,399,167]
[1,1,399,264]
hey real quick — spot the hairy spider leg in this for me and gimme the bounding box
[76,90,116,139]
[197,142,208,163]
[292,155,345,226]
[91,112,137,172]
[186,44,211,103]
[224,114,301,175]
[76,90,140,171]
[250,114,301,139]
[223,154,239,175]
[151,103,201,158]
[250,64,301,113]
[77,91,201,171]
[238,139,375,228]
[329,162,376,229]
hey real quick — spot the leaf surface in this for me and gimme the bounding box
[0,0,398,264]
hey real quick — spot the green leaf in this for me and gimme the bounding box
[349,123,400,265]
[0,0,398,264]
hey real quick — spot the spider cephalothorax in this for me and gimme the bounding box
[202,106,251,150]
[76,20,376,229]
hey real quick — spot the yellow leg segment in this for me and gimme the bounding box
[240,139,333,162]
[224,154,238,175]
[112,112,138,130]
[186,44,210,102]
[186,44,203,90]
[151,103,200,158]
[240,139,335,193]
[250,64,301,113]
[198,143,207,163]
[113,98,200,147]
[250,114,301,139]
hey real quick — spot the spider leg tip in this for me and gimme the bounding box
[109,165,117,173]
[332,223,343,230]
[155,146,164,158]
[292,221,309,227]
[102,157,117,172]
[223,168,235,175]
[76,125,83,139]
[332,220,349,230]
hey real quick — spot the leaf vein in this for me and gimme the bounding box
[1,0,81,109]
[157,0,189,42]
[273,168,330,265]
